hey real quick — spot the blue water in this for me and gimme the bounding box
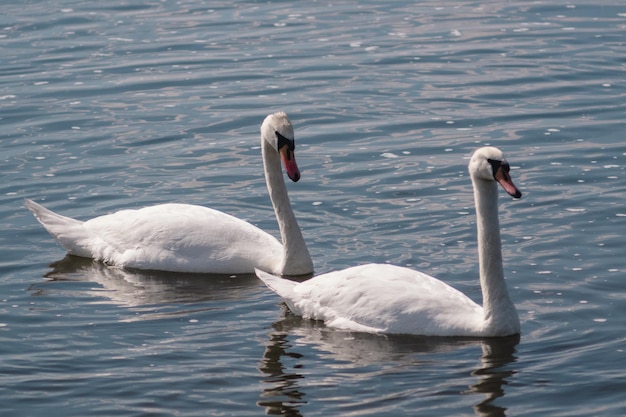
[2,0,626,415]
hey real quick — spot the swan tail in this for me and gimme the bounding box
[254,268,301,311]
[255,268,297,297]
[25,199,91,257]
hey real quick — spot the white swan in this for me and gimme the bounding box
[26,112,314,276]
[256,146,522,337]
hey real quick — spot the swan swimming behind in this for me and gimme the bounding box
[256,146,522,337]
[26,112,314,276]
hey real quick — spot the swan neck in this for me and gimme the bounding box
[473,178,518,333]
[262,140,312,275]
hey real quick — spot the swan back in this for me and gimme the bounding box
[257,264,486,336]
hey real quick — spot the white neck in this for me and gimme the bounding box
[473,178,519,334]
[262,140,313,275]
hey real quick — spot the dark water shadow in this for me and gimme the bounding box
[258,308,519,417]
[28,255,260,313]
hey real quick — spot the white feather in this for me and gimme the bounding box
[26,112,313,275]
[256,147,521,337]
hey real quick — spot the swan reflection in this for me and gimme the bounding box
[29,255,260,320]
[259,308,519,416]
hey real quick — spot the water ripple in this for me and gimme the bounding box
[2,0,626,416]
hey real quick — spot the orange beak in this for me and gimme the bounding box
[279,145,301,182]
[494,166,522,199]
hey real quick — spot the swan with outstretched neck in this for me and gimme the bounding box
[256,146,522,337]
[26,112,314,275]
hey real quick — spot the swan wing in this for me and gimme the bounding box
[85,204,283,273]
[28,200,283,274]
[258,264,484,336]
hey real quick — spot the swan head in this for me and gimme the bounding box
[261,112,301,182]
[469,146,522,199]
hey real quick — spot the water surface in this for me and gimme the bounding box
[1,1,625,416]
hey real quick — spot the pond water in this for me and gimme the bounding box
[1,1,625,415]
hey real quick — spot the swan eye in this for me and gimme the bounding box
[487,158,502,177]
[487,158,511,178]
[276,131,295,151]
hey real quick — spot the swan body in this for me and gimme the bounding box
[256,146,522,337]
[27,112,314,275]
